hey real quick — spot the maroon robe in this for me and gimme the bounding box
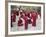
[11,10,16,27]
[18,18,23,26]
[31,12,38,26]
[27,12,32,24]
[23,13,28,30]
[11,10,16,22]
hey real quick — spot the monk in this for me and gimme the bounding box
[11,10,16,27]
[31,10,38,26]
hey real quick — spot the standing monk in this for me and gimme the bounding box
[31,10,38,26]
[24,12,28,30]
[11,10,16,27]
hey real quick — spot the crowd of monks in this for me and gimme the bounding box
[11,8,41,30]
